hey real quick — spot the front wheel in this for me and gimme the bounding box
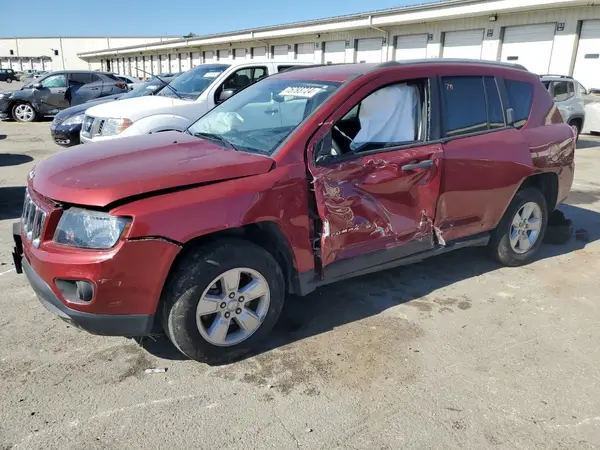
[489,187,548,266]
[161,239,285,364]
[5,77,12,83]
[12,103,37,123]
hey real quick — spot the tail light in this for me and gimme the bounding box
[115,83,127,89]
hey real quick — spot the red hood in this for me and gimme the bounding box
[31,132,274,207]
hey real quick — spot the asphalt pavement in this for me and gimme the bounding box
[1,91,600,449]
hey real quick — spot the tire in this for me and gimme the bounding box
[5,77,12,83]
[489,187,548,266]
[12,102,37,123]
[161,239,285,364]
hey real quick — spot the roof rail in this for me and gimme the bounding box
[539,74,573,79]
[374,58,528,71]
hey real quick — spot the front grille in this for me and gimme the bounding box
[22,190,47,248]
[96,119,105,135]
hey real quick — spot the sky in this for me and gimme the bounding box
[1,0,436,38]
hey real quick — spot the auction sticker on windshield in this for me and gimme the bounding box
[203,72,222,78]
[278,86,325,98]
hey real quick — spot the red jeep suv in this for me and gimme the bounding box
[13,60,575,364]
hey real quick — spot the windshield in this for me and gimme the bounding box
[121,80,170,99]
[157,64,229,100]
[187,77,341,155]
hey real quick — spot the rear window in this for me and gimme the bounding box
[504,79,533,129]
[104,73,120,81]
[441,76,506,137]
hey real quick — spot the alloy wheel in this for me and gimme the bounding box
[14,104,34,122]
[509,201,542,254]
[196,267,270,347]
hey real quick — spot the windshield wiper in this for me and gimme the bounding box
[134,68,183,100]
[193,132,238,151]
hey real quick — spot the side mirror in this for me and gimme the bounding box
[32,82,42,89]
[506,107,515,127]
[218,88,237,103]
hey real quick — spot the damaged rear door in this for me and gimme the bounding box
[306,74,443,280]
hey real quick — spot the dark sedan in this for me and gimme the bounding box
[0,71,129,122]
[51,77,174,147]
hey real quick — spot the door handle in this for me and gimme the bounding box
[401,160,434,171]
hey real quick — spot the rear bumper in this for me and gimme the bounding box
[22,256,155,336]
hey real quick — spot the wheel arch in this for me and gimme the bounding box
[518,172,559,212]
[167,221,301,297]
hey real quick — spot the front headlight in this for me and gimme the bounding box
[0,93,5,100]
[62,113,85,126]
[54,208,131,249]
[101,118,133,136]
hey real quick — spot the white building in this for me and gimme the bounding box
[78,0,600,90]
[0,36,177,72]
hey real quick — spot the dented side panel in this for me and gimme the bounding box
[310,143,444,268]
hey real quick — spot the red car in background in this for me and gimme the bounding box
[13,59,574,364]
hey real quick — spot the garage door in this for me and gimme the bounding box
[11,60,21,71]
[252,47,266,59]
[160,55,169,73]
[357,38,383,63]
[395,34,428,60]
[296,43,315,62]
[217,49,229,61]
[573,20,600,91]
[443,29,484,59]
[144,57,152,76]
[273,45,288,60]
[169,53,179,71]
[500,24,555,75]
[234,48,247,60]
[203,50,215,62]
[32,58,43,71]
[43,60,52,71]
[324,40,346,64]
[21,60,32,71]
[152,56,160,74]
[180,53,190,72]
[191,52,201,67]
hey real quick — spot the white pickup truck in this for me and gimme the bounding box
[80,61,313,143]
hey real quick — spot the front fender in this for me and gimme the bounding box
[110,162,315,274]
[8,90,40,111]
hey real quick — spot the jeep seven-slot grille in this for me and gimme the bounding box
[22,190,47,248]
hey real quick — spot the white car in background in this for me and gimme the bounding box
[80,61,313,143]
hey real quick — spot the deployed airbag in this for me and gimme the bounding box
[350,83,419,151]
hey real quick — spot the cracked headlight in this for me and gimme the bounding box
[101,118,133,136]
[54,208,131,249]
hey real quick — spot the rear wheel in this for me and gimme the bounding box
[489,187,548,266]
[5,77,12,83]
[161,239,285,364]
[12,103,37,123]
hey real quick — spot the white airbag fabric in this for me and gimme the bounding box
[350,83,418,151]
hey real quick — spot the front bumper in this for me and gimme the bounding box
[13,220,181,337]
[23,256,155,336]
[51,123,81,147]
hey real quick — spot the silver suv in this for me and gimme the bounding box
[541,75,586,138]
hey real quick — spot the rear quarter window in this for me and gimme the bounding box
[504,79,534,129]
